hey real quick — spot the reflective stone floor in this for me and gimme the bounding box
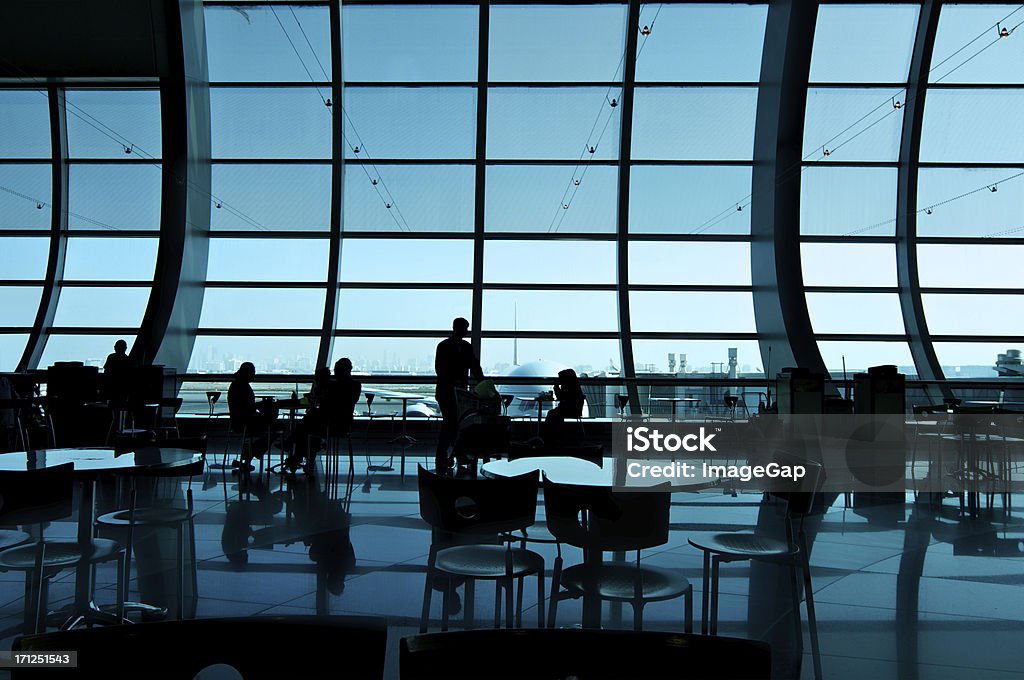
[2,445,1023,679]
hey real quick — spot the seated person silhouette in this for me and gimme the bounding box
[541,368,586,444]
[284,359,361,474]
[227,362,275,473]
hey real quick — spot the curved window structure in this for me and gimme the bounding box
[0,0,1018,392]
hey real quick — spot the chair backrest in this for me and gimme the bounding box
[509,442,603,466]
[765,450,825,518]
[13,615,388,680]
[542,476,671,552]
[400,629,771,680]
[417,465,538,535]
[0,462,75,525]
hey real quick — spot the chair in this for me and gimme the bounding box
[543,477,693,632]
[417,465,545,632]
[94,437,206,620]
[400,628,770,680]
[0,463,126,633]
[12,615,388,679]
[687,450,824,680]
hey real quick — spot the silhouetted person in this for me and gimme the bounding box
[434,317,483,471]
[542,368,586,443]
[103,339,133,404]
[285,360,361,473]
[227,362,274,473]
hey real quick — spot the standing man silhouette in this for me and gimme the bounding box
[434,317,483,471]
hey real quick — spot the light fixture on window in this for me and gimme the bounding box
[998,22,1010,38]
[35,202,43,210]
[892,97,902,110]
[215,201,222,209]
[325,98,332,108]
[609,97,618,108]
[123,144,133,154]
[641,24,651,36]
[990,185,998,192]
[563,203,569,209]
[385,202,392,209]
[352,146,360,153]
[573,179,580,186]
[371,179,378,185]
[588,145,596,154]
[823,147,831,157]
[925,208,933,215]
[736,204,743,212]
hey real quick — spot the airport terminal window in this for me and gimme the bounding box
[211,165,331,231]
[199,288,327,330]
[808,4,918,83]
[0,165,51,230]
[335,289,473,332]
[485,165,617,234]
[628,166,752,235]
[344,88,476,160]
[631,88,757,161]
[629,242,751,286]
[344,165,475,232]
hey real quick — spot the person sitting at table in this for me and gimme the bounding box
[283,359,361,474]
[325,357,362,436]
[227,362,274,473]
[541,368,586,444]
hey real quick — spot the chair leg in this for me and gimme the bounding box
[115,552,126,623]
[633,601,644,632]
[504,577,514,628]
[32,541,46,634]
[176,525,185,620]
[464,579,475,629]
[189,516,199,616]
[802,558,823,680]
[515,576,524,627]
[788,562,804,659]
[493,582,501,629]
[536,570,545,629]
[419,566,434,633]
[684,583,694,634]
[442,577,452,632]
[709,555,720,636]
[700,550,710,635]
[547,557,562,629]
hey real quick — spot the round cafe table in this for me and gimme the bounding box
[482,455,718,627]
[0,447,203,629]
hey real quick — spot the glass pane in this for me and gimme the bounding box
[630,291,755,332]
[916,167,1024,237]
[923,294,1024,336]
[0,90,49,158]
[806,293,905,334]
[632,88,757,160]
[68,165,162,231]
[212,164,330,231]
[330,336,442,375]
[63,238,158,281]
[0,287,42,327]
[483,290,617,332]
[489,4,626,82]
[53,287,150,327]
[809,4,918,83]
[211,88,331,159]
[0,237,49,279]
[933,342,1022,377]
[488,88,620,160]
[40,335,137,369]
[629,165,751,234]
[801,243,897,287]
[342,5,478,82]
[800,167,897,236]
[206,5,331,82]
[815,341,914,375]
[336,289,472,331]
[629,242,751,285]
[803,88,904,162]
[344,88,476,160]
[918,244,1024,289]
[484,241,615,284]
[930,5,1024,84]
[631,339,763,374]
[920,90,1024,163]
[207,239,329,282]
[344,164,474,232]
[486,165,617,233]
[0,334,28,371]
[635,4,768,83]
[340,239,473,283]
[480,338,620,377]
[66,90,161,159]
[0,165,51,229]
[200,288,325,329]
[190,336,318,374]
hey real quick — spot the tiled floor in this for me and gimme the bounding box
[2,446,1024,679]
